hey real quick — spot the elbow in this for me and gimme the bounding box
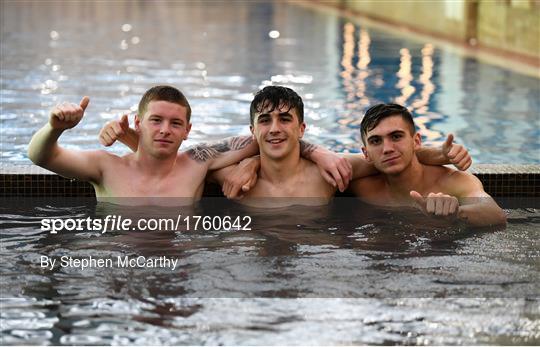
[27,142,54,168]
[27,145,41,166]
[496,208,508,226]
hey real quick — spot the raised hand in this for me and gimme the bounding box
[442,134,472,171]
[410,191,459,217]
[49,96,89,130]
[99,114,130,147]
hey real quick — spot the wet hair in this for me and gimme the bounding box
[138,85,191,122]
[249,86,304,125]
[360,103,416,143]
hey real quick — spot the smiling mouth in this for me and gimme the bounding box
[266,139,286,144]
[382,156,400,163]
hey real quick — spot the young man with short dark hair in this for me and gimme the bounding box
[211,87,472,207]
[349,103,506,226]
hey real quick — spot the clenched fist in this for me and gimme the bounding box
[410,191,459,217]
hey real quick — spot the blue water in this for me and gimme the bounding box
[0,199,539,345]
[1,1,539,164]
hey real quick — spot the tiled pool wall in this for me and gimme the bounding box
[2,164,538,205]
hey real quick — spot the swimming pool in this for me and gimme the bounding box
[1,1,539,164]
[0,199,538,344]
[1,1,539,345]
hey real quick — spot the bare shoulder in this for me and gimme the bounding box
[174,151,210,177]
[91,150,131,171]
[95,149,130,164]
[177,150,203,165]
[302,159,335,192]
[349,173,385,197]
[433,166,486,197]
[303,158,330,183]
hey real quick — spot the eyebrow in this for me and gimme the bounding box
[148,114,184,124]
[389,130,406,136]
[366,134,381,142]
[367,130,406,141]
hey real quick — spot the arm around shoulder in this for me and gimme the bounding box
[186,136,258,171]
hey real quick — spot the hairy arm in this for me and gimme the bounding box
[185,136,259,170]
[28,97,102,183]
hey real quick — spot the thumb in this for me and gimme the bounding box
[443,133,454,150]
[410,191,426,210]
[120,114,129,130]
[79,96,90,111]
[242,176,256,192]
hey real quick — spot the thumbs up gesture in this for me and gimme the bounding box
[99,114,131,147]
[410,191,459,217]
[442,133,472,171]
[49,96,89,130]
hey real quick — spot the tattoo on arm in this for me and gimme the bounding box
[300,140,316,159]
[186,136,253,162]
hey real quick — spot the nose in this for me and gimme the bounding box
[382,138,394,154]
[159,122,171,135]
[269,118,281,134]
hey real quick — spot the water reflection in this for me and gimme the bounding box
[0,199,538,344]
[1,1,538,163]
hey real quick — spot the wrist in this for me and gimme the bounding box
[308,146,327,161]
[46,123,65,138]
[457,206,468,221]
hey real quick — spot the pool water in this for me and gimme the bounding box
[1,1,539,164]
[0,199,539,345]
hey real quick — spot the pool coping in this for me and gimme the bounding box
[1,163,538,198]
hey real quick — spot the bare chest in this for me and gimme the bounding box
[97,162,207,199]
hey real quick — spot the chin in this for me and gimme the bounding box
[379,164,405,175]
[264,150,288,161]
[153,150,176,159]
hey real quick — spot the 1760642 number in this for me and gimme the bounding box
[183,216,252,231]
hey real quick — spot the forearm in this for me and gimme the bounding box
[458,200,507,227]
[189,136,259,170]
[417,147,447,166]
[207,165,234,185]
[28,123,63,166]
[345,154,378,179]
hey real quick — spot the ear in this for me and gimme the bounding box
[134,114,141,133]
[413,132,421,151]
[362,146,372,163]
[298,122,306,138]
[184,123,192,140]
[250,125,256,141]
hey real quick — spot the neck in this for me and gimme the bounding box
[259,147,302,184]
[383,156,425,198]
[134,148,177,176]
